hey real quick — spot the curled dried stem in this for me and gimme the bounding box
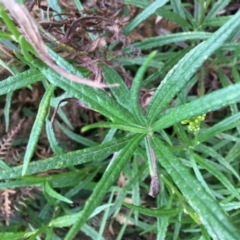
[0,0,118,88]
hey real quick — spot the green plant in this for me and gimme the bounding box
[0,0,240,239]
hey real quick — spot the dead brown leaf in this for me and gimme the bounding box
[0,0,117,88]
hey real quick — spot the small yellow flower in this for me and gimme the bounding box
[181,114,206,134]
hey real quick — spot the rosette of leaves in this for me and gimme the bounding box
[0,1,240,240]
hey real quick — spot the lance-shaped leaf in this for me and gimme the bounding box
[123,202,180,217]
[147,10,240,124]
[102,65,131,109]
[0,232,37,240]
[130,52,156,125]
[82,122,149,133]
[124,32,211,52]
[64,134,145,240]
[0,135,136,180]
[0,68,43,95]
[198,112,240,143]
[22,84,56,175]
[193,153,240,201]
[152,82,240,131]
[44,181,72,204]
[151,136,240,240]
[39,50,137,125]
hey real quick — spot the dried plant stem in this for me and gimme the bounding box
[0,118,25,160]
[0,0,117,88]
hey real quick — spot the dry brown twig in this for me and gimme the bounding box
[0,118,25,160]
[0,0,118,88]
[0,189,16,226]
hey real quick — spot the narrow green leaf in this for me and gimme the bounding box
[232,66,240,83]
[0,69,43,96]
[125,32,211,52]
[0,31,12,39]
[122,0,168,35]
[116,210,133,240]
[157,216,169,240]
[40,49,137,125]
[74,0,83,11]
[131,156,140,224]
[198,112,240,143]
[204,0,230,22]
[195,144,240,181]
[143,47,192,86]
[56,121,97,147]
[0,135,135,180]
[108,162,148,217]
[152,83,240,131]
[194,1,203,23]
[170,0,186,20]
[0,5,20,39]
[22,84,56,175]
[0,232,36,240]
[131,52,156,124]
[156,8,190,28]
[193,153,240,201]
[145,135,155,177]
[102,65,130,109]
[188,150,215,198]
[81,122,149,133]
[81,224,105,240]
[49,203,113,228]
[1,39,19,52]
[64,134,145,240]
[151,136,240,240]
[123,202,180,217]
[45,119,64,155]
[221,202,240,212]
[97,191,115,240]
[203,16,230,27]
[50,94,74,129]
[0,178,43,189]
[156,193,171,240]
[0,56,14,74]
[147,11,240,124]
[0,171,89,189]
[44,181,72,204]
[0,159,11,170]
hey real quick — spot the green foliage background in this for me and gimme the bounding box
[0,0,240,239]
